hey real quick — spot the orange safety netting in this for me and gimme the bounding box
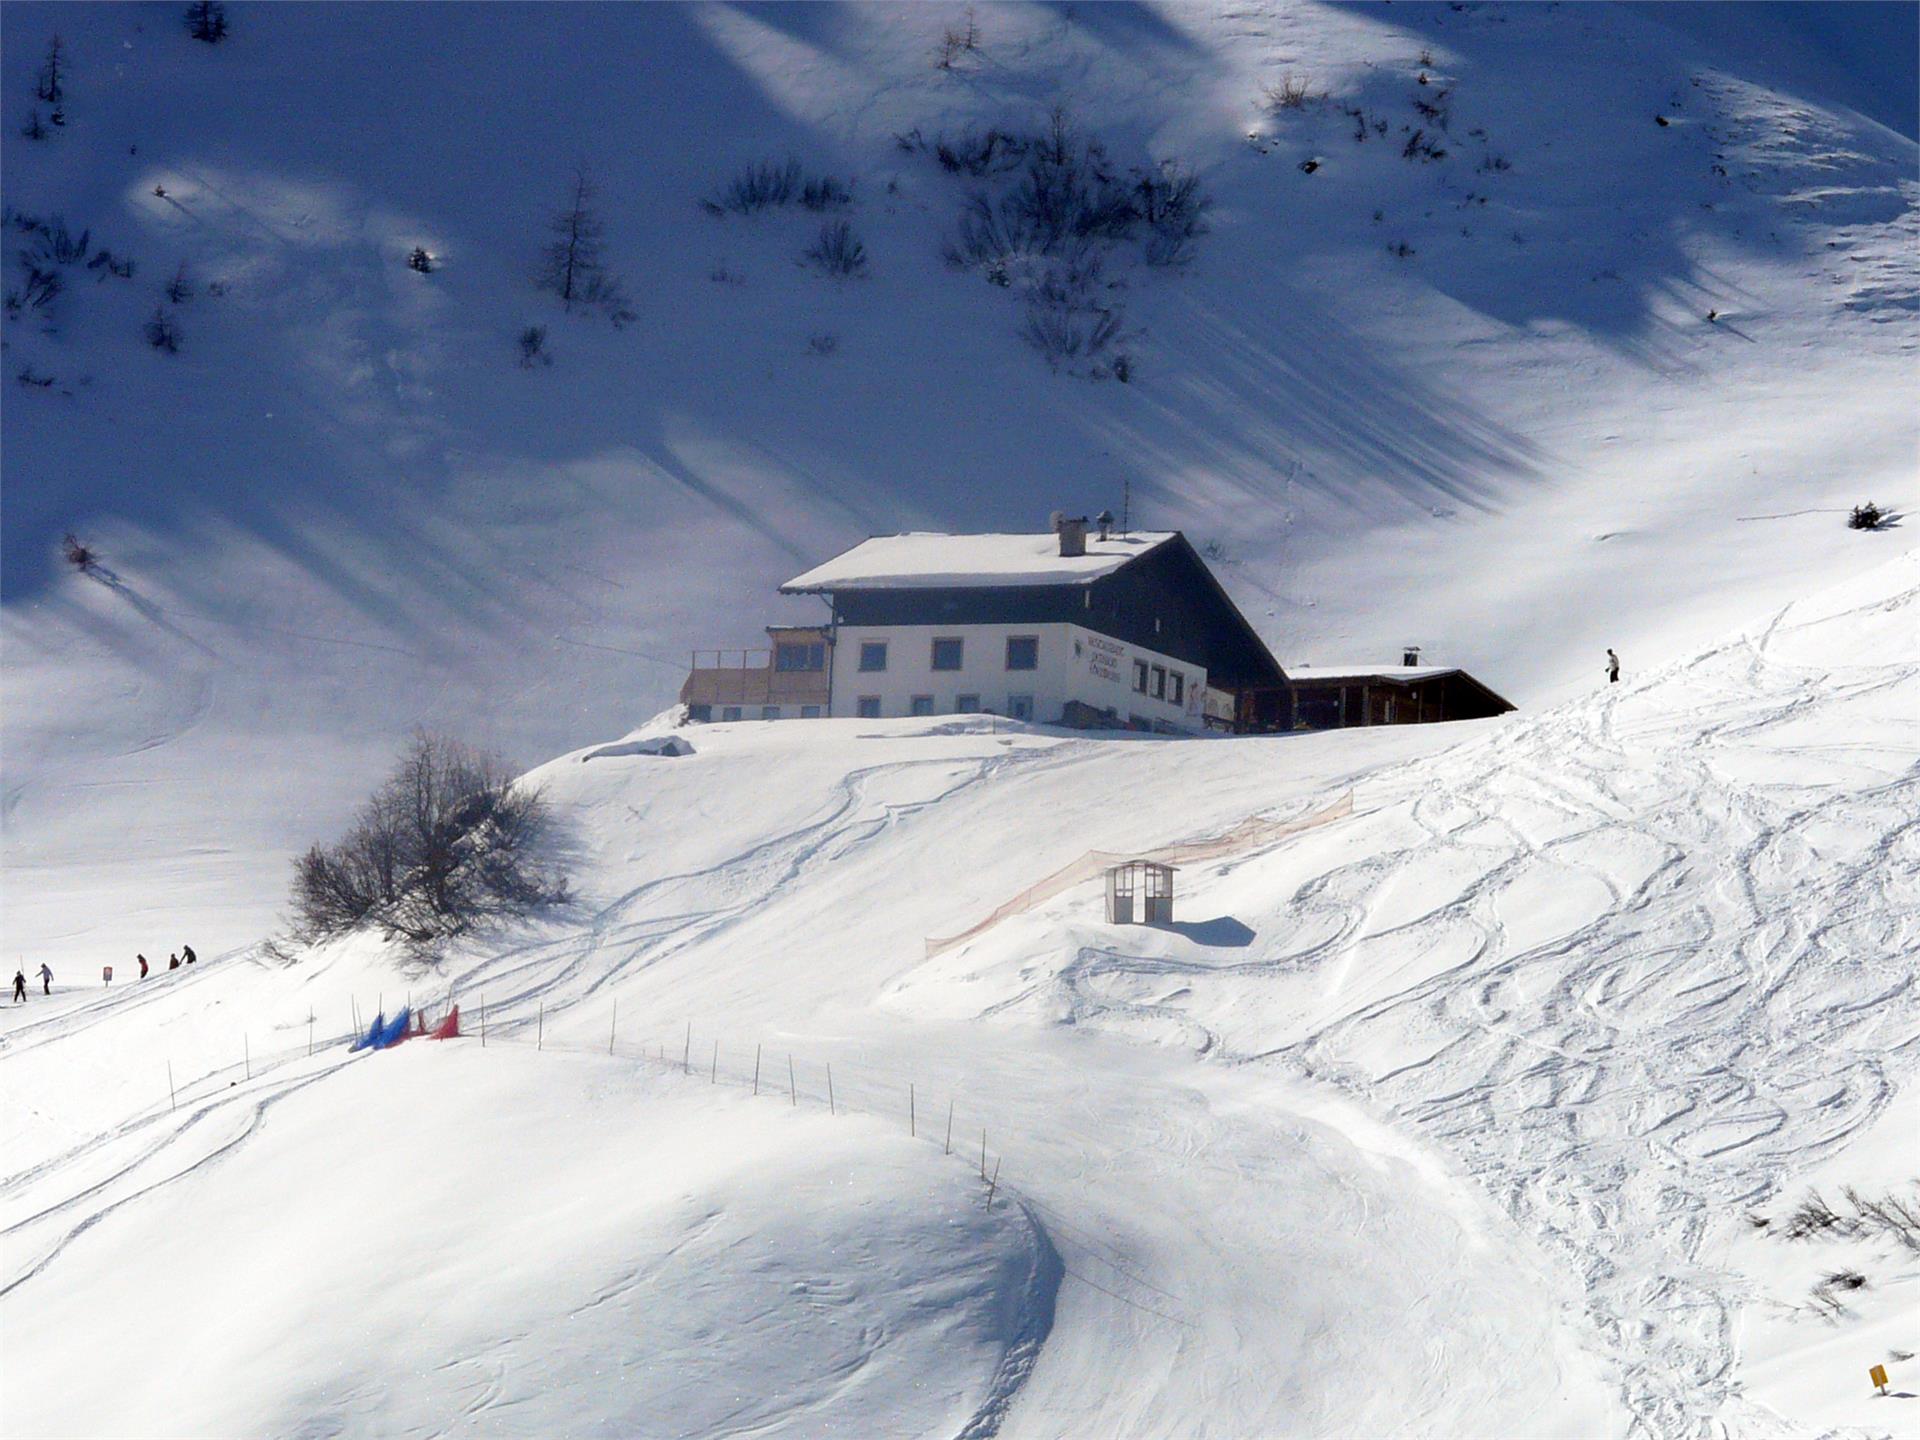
[923,790,1355,958]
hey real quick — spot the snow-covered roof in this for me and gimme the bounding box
[1286,665,1462,684]
[782,531,1177,592]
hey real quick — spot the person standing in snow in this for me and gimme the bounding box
[168,953,180,971]
[182,943,196,965]
[1606,649,1621,684]
[138,954,149,980]
[13,968,27,1003]
[39,963,53,995]
[102,964,113,986]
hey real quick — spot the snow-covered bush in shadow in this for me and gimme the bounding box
[805,220,868,278]
[291,733,567,951]
[919,107,1209,377]
[707,159,852,217]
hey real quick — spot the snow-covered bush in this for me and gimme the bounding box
[290,733,566,950]
[143,307,180,353]
[183,0,229,44]
[804,220,868,278]
[1848,502,1885,530]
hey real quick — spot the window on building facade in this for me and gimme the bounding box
[722,706,743,722]
[774,642,826,672]
[856,696,882,718]
[1169,672,1184,706]
[800,705,821,719]
[761,706,780,720]
[859,641,888,672]
[1151,666,1166,700]
[956,694,980,713]
[687,703,712,723]
[910,694,935,716]
[931,637,964,671]
[1007,694,1034,721]
[1006,635,1038,671]
[1133,660,1149,693]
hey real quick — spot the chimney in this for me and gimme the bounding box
[1096,509,1115,542]
[1402,645,1421,667]
[1055,513,1088,557]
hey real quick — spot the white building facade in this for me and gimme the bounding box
[827,620,1207,729]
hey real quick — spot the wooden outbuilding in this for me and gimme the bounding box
[1105,860,1175,925]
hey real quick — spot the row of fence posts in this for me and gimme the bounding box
[159,992,1003,1208]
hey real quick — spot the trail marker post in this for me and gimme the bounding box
[1871,1364,1889,1395]
[827,1064,835,1115]
[945,1100,954,1155]
[753,1044,762,1096]
[167,1061,176,1112]
[788,1054,797,1106]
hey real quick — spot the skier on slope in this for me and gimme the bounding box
[39,962,53,995]
[182,943,196,965]
[1606,649,1621,684]
[138,954,149,980]
[12,969,26,1003]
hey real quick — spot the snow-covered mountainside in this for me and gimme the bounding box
[6,551,1915,1437]
[2,0,1915,961]
[2,4,1916,1437]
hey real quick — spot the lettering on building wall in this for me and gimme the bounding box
[1085,633,1125,684]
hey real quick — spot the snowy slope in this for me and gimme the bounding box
[6,552,1914,1437]
[2,0,1916,965]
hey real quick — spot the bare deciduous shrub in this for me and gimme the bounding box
[1264,74,1316,111]
[800,175,852,211]
[517,325,550,368]
[804,220,868,278]
[21,109,47,141]
[61,533,96,570]
[290,732,567,950]
[407,246,435,274]
[935,8,980,70]
[165,261,194,303]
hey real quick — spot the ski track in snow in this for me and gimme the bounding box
[1044,571,1920,1438]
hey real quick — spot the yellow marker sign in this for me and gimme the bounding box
[1870,1364,1889,1393]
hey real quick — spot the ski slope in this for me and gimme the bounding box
[5,553,1914,1437]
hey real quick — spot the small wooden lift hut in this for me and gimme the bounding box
[1105,860,1176,925]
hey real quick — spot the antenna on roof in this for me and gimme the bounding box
[1121,477,1131,534]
